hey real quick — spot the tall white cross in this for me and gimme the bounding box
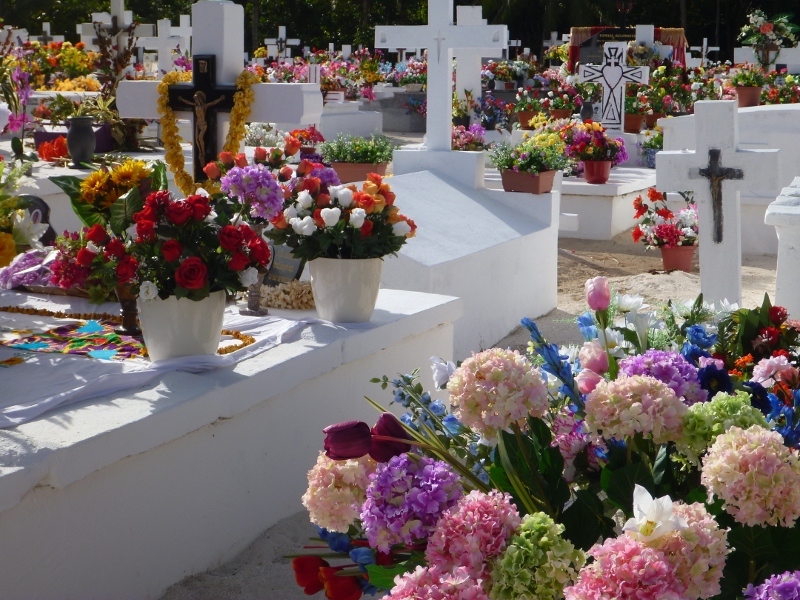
[35,23,65,44]
[690,38,719,67]
[135,19,184,77]
[116,1,322,175]
[542,31,559,49]
[78,0,155,54]
[264,26,300,62]
[171,15,192,55]
[579,42,649,130]
[454,6,507,111]
[0,27,28,46]
[375,0,506,151]
[656,101,779,304]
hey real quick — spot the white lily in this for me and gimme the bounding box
[622,485,687,542]
[617,293,645,314]
[12,211,48,250]
[430,356,456,389]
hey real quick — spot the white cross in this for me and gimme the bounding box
[35,23,65,44]
[327,43,351,60]
[171,15,192,55]
[578,42,649,130]
[507,38,521,59]
[116,0,322,166]
[135,19,184,77]
[375,0,506,151]
[656,101,779,304]
[454,6,506,112]
[542,31,559,48]
[690,38,719,67]
[264,26,300,62]
[78,0,154,55]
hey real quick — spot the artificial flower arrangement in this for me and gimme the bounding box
[762,72,800,104]
[396,57,427,86]
[632,187,698,249]
[738,10,799,66]
[512,86,543,114]
[289,126,325,148]
[264,171,415,262]
[0,160,48,267]
[482,60,515,83]
[318,134,396,165]
[473,93,510,131]
[730,63,769,88]
[543,42,569,64]
[625,83,651,115]
[452,90,478,120]
[13,40,98,91]
[488,120,570,175]
[539,68,589,113]
[402,97,427,117]
[290,274,800,600]
[243,122,286,148]
[451,124,487,152]
[626,40,662,66]
[641,126,664,150]
[644,64,688,114]
[36,135,68,162]
[560,120,628,164]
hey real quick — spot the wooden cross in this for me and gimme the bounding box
[578,41,649,130]
[264,26,300,61]
[698,149,743,243]
[689,38,719,67]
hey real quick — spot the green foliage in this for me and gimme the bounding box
[318,134,396,165]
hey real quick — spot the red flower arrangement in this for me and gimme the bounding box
[37,135,68,162]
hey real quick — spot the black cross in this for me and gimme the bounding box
[698,148,743,244]
[35,31,53,45]
[167,54,236,181]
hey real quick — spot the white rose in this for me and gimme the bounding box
[349,208,366,228]
[291,216,317,236]
[320,207,342,227]
[297,190,314,209]
[239,266,260,287]
[337,187,354,208]
[284,205,298,220]
[392,220,411,237]
[138,281,159,301]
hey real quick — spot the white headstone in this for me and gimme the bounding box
[135,19,183,76]
[171,15,192,54]
[0,27,28,46]
[264,25,300,61]
[765,179,800,317]
[35,23,65,44]
[578,42,649,130]
[656,100,780,304]
[375,0,506,151]
[689,38,719,67]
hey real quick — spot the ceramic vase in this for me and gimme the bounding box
[583,160,613,184]
[660,245,695,272]
[309,257,383,323]
[66,116,96,168]
[643,148,658,169]
[515,110,538,130]
[137,290,226,362]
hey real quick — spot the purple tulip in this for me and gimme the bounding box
[322,421,372,460]
[370,413,413,462]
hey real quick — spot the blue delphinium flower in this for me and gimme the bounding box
[349,547,375,572]
[428,399,447,417]
[521,317,579,405]
[442,413,462,435]
[686,324,718,349]
[359,577,380,596]
[576,311,598,341]
[400,412,417,430]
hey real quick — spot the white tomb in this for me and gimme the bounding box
[659,104,800,254]
[765,178,800,317]
[656,100,779,304]
[0,289,461,599]
[734,46,800,74]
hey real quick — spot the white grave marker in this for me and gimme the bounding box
[0,27,28,46]
[578,42,649,130]
[171,15,192,54]
[375,0,506,151]
[656,100,779,303]
[689,38,719,67]
[453,6,507,112]
[264,25,299,62]
[135,19,183,76]
[35,23,64,45]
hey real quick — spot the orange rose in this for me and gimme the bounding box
[270,212,289,229]
[316,193,331,208]
[313,208,325,228]
[253,146,268,162]
[353,191,375,213]
[218,151,234,167]
[362,180,379,196]
[387,206,402,224]
[366,172,383,187]
[76,41,85,50]
[284,135,302,157]
[203,161,221,179]
[234,153,248,167]
[301,177,320,195]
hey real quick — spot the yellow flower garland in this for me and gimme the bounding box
[157,70,260,197]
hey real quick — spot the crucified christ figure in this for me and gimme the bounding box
[179,91,225,162]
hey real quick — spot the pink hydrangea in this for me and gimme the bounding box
[301,451,376,532]
[564,535,685,600]
[647,502,729,599]
[426,491,521,580]
[701,425,800,527]
[447,348,549,440]
[751,355,797,387]
[390,565,490,600]
[584,375,687,444]
[552,409,591,482]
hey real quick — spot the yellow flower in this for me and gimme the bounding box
[80,170,112,206]
[0,232,16,267]
[111,159,150,190]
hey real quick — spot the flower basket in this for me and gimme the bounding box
[645,112,665,129]
[515,110,538,130]
[137,289,227,362]
[329,162,388,184]
[660,245,695,272]
[736,86,762,107]
[501,81,516,90]
[309,257,383,322]
[623,113,645,133]
[500,169,557,194]
[549,108,573,120]
[583,160,613,184]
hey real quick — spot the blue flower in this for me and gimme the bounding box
[428,399,447,417]
[349,547,375,572]
[359,577,380,596]
[472,461,490,484]
[400,412,417,430]
[576,312,598,341]
[686,325,717,349]
[744,381,771,415]
[698,365,733,396]
[314,527,352,552]
[420,392,432,406]
[442,413,462,434]
[521,317,545,344]
[681,342,710,366]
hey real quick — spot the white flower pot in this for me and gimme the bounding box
[308,257,383,323]
[137,290,226,362]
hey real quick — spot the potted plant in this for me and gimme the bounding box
[540,70,585,119]
[318,133,396,183]
[513,87,543,130]
[452,90,476,127]
[644,64,688,125]
[451,124,487,152]
[485,60,515,90]
[738,10,799,68]
[561,120,628,184]
[473,93,510,131]
[729,63,768,107]
[399,72,426,92]
[289,126,326,155]
[623,84,649,133]
[265,173,415,322]
[640,126,663,169]
[632,187,698,271]
[488,124,569,194]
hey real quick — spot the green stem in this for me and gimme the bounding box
[749,559,756,584]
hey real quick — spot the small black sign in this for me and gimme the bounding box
[579,28,636,65]
[265,244,305,287]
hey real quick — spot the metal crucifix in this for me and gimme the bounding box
[698,148,743,244]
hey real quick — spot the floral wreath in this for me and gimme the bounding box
[157,70,260,197]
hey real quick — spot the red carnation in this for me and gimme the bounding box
[218,225,243,251]
[85,224,109,245]
[227,251,250,271]
[164,200,194,226]
[175,257,207,290]
[161,239,182,262]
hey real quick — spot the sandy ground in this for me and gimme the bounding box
[160,139,777,599]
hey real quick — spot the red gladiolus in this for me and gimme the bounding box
[85,224,110,245]
[370,412,412,462]
[323,421,372,460]
[319,567,362,600]
[292,556,328,595]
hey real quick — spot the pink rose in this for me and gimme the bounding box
[576,369,604,395]
[579,340,609,374]
[584,277,611,311]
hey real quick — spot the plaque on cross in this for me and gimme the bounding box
[698,149,743,244]
[578,42,649,130]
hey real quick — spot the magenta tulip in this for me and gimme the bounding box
[579,340,609,374]
[370,412,413,462]
[584,277,611,311]
[323,420,372,460]
[576,369,604,395]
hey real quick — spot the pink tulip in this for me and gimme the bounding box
[579,340,609,374]
[576,369,604,395]
[585,277,611,311]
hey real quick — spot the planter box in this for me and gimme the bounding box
[500,169,556,194]
[330,162,388,184]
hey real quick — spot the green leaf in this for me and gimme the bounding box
[561,489,615,551]
[727,525,779,562]
[151,162,169,191]
[174,285,190,299]
[50,175,85,203]
[11,137,22,157]
[365,559,423,590]
[70,196,106,228]
[685,486,708,504]
[109,187,143,235]
[600,462,655,514]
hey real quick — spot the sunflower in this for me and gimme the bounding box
[80,169,112,208]
[0,232,16,267]
[111,159,151,190]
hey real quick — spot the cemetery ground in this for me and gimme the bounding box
[159,230,777,600]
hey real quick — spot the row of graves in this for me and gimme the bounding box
[2,1,800,597]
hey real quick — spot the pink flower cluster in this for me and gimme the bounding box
[426,491,521,580]
[701,425,800,527]
[447,348,549,440]
[751,354,797,387]
[301,451,376,533]
[584,375,687,444]
[564,535,685,600]
[648,503,729,599]
[390,565,489,600]
[552,409,592,482]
